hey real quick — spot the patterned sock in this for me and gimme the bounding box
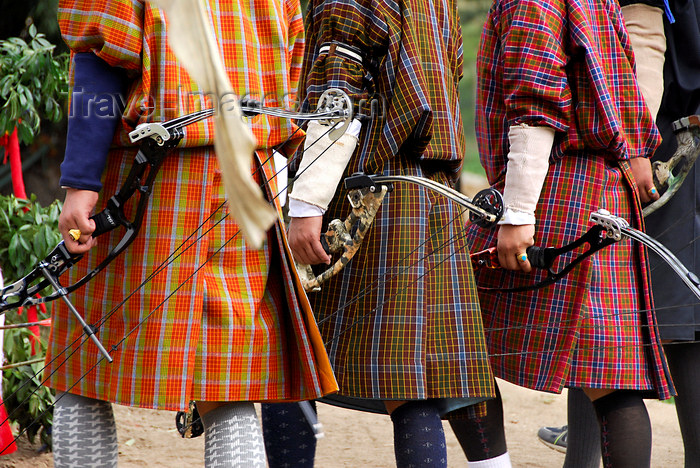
[449,384,507,461]
[592,391,651,468]
[390,400,447,468]
[563,387,601,468]
[53,392,118,468]
[664,341,700,467]
[261,402,317,468]
[200,402,266,468]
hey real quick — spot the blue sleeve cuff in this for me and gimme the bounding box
[60,52,128,192]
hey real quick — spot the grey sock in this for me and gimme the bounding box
[53,392,118,468]
[563,388,601,468]
[201,402,266,468]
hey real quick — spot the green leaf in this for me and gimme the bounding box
[33,230,46,258]
[28,24,37,39]
[42,223,55,248]
[17,233,31,252]
[0,75,14,97]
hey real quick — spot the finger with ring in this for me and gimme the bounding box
[68,229,82,242]
[648,187,657,196]
[516,252,528,262]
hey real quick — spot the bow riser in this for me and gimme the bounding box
[297,185,390,292]
[644,114,700,216]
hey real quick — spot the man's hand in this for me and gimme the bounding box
[288,216,331,265]
[629,157,660,203]
[58,188,99,254]
[497,224,535,272]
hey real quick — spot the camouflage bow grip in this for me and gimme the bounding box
[644,114,700,216]
[296,184,391,293]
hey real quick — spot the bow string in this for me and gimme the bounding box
[0,88,353,359]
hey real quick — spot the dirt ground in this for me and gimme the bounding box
[0,379,684,467]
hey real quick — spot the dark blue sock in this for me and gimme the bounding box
[261,402,317,468]
[391,401,447,468]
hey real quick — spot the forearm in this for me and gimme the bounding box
[60,52,128,191]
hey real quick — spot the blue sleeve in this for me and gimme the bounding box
[60,52,128,192]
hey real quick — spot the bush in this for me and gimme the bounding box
[0,194,61,448]
[0,24,69,145]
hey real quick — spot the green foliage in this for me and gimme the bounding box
[0,24,69,145]
[458,0,490,177]
[3,327,53,447]
[0,194,62,281]
[0,194,60,448]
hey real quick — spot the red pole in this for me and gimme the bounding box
[5,128,27,200]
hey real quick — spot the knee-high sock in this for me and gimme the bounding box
[391,400,447,468]
[449,384,508,462]
[664,342,700,468]
[563,387,601,468]
[53,392,118,468]
[261,402,317,468]
[200,402,266,468]
[592,391,651,468]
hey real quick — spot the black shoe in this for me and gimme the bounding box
[537,425,567,453]
[176,401,204,438]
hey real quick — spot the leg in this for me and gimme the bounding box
[53,392,118,468]
[447,384,511,467]
[664,342,700,468]
[198,401,266,468]
[587,389,651,468]
[261,402,317,468]
[563,387,601,468]
[387,400,448,468]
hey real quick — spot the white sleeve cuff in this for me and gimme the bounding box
[288,198,326,217]
[288,119,361,211]
[497,207,536,225]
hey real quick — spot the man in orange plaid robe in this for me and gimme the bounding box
[48,1,335,467]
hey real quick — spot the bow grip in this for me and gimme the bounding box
[526,245,553,270]
[90,202,121,238]
[320,234,332,255]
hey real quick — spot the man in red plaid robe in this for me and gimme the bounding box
[463,0,675,466]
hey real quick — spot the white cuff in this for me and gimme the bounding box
[498,207,536,225]
[501,124,555,220]
[288,119,361,211]
[288,198,326,217]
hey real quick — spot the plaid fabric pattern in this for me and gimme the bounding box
[466,0,672,399]
[314,159,494,400]
[299,0,465,176]
[47,0,337,411]
[299,0,494,401]
[476,0,660,180]
[58,0,305,153]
